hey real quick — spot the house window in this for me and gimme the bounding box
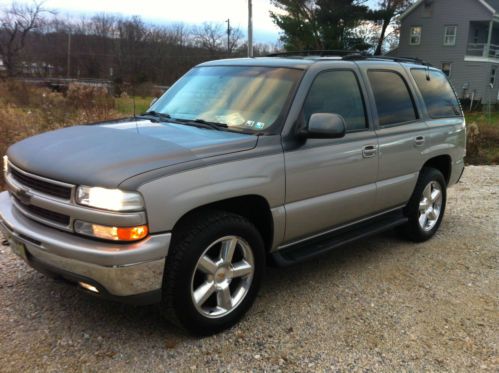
[410,26,422,45]
[444,25,457,46]
[441,62,452,77]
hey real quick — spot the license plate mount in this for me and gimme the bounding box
[10,239,27,260]
[0,222,27,261]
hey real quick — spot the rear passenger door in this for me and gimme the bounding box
[359,63,429,212]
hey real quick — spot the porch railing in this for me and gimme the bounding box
[466,42,499,58]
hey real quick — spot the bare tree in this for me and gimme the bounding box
[115,16,148,83]
[168,23,191,47]
[227,26,243,54]
[369,0,413,55]
[192,22,225,53]
[0,1,50,76]
[90,13,117,38]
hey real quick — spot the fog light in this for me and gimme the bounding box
[79,282,99,293]
[74,220,149,242]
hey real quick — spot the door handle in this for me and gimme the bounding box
[362,145,377,158]
[414,136,425,146]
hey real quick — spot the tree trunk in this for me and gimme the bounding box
[4,51,16,77]
[374,19,390,55]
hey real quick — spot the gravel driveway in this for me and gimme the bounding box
[0,166,497,372]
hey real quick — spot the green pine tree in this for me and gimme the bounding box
[270,0,369,51]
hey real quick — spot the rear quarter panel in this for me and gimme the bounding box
[423,117,466,185]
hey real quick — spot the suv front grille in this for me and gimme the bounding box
[13,196,70,226]
[10,167,72,200]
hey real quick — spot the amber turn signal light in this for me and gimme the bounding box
[74,220,149,242]
[116,225,149,241]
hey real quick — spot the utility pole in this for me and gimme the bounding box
[226,18,231,55]
[248,0,253,57]
[67,31,71,79]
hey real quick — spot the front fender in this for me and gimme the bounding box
[138,151,285,234]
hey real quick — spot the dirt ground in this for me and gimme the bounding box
[0,165,497,372]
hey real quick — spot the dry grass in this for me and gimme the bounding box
[115,95,153,116]
[0,81,122,188]
[465,112,499,165]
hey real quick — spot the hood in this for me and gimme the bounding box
[7,118,257,188]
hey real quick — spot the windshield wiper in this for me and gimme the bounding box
[193,118,228,130]
[175,118,228,131]
[138,112,227,131]
[138,111,173,122]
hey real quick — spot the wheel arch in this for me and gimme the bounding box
[171,194,274,252]
[422,155,452,185]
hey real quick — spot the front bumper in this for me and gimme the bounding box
[0,191,171,304]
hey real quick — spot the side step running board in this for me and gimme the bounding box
[271,209,408,267]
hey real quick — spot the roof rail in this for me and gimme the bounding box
[267,50,360,57]
[266,50,432,66]
[343,54,432,66]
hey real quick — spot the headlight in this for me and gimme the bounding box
[74,220,148,241]
[3,155,8,175]
[76,186,144,212]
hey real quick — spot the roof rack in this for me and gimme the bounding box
[266,50,432,66]
[344,54,432,66]
[267,50,359,57]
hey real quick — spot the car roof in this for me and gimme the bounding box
[198,57,317,69]
[198,56,439,71]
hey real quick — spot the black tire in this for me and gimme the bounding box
[160,210,265,336]
[401,167,447,242]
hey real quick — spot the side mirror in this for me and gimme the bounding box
[305,113,346,139]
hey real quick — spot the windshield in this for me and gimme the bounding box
[149,66,302,133]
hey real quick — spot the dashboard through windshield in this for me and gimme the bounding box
[148,65,303,133]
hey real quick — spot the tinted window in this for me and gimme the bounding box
[411,69,462,118]
[368,71,418,126]
[303,70,367,131]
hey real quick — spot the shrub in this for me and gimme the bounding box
[465,121,499,165]
[66,83,115,122]
[0,80,121,189]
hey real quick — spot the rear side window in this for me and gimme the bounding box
[368,70,418,126]
[411,69,462,118]
[303,70,367,132]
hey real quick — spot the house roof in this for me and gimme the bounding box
[399,0,498,20]
[484,0,499,12]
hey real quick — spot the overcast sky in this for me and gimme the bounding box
[0,0,378,43]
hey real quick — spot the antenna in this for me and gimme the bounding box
[226,18,231,55]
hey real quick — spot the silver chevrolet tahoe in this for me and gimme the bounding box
[0,54,465,335]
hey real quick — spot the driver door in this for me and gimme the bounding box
[283,68,379,243]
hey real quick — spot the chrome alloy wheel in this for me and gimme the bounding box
[418,181,443,231]
[191,236,255,318]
